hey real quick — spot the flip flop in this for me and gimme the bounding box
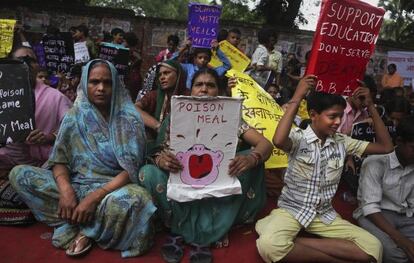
[161,235,184,263]
[65,234,93,257]
[214,233,229,248]
[189,243,212,263]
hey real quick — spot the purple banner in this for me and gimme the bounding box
[187,3,221,48]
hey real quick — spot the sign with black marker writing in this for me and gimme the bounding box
[0,60,35,146]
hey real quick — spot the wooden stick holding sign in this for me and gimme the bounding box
[0,59,35,146]
[306,0,385,96]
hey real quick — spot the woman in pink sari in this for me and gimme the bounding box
[0,46,72,224]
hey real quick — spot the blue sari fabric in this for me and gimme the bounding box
[9,60,156,257]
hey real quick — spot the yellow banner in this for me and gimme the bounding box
[209,40,251,72]
[226,69,288,169]
[0,19,16,58]
[298,100,309,120]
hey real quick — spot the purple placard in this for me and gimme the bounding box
[187,3,221,48]
[32,44,46,68]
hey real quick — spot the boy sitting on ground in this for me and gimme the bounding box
[256,75,394,263]
[355,115,414,263]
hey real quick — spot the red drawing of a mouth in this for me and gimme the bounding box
[188,154,213,179]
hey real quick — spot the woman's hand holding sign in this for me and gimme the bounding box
[26,129,55,145]
[156,150,183,173]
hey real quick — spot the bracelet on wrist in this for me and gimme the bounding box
[249,151,262,166]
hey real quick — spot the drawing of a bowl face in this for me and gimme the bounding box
[176,144,224,188]
[188,154,213,179]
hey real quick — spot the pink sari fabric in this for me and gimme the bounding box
[0,81,72,169]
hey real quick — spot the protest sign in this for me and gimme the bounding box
[188,3,221,48]
[32,44,46,68]
[209,40,251,72]
[0,60,35,146]
[226,69,288,169]
[387,51,414,85]
[351,121,396,142]
[74,41,90,64]
[42,32,75,74]
[98,42,129,78]
[306,0,385,96]
[168,96,242,202]
[0,19,16,58]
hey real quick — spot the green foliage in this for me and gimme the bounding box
[256,0,305,28]
[211,0,262,24]
[87,0,305,28]
[378,0,414,47]
[88,0,207,19]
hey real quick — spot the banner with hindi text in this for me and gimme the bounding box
[0,19,16,58]
[387,51,414,86]
[209,40,250,72]
[226,69,288,169]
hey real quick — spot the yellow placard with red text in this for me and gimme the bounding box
[209,40,250,72]
[226,69,288,169]
[0,19,16,58]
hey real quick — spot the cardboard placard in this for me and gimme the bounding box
[209,40,251,72]
[226,69,288,169]
[42,32,75,74]
[351,121,396,142]
[98,42,129,77]
[306,0,385,95]
[0,60,35,146]
[0,19,16,58]
[168,96,242,202]
[74,41,90,64]
[187,3,221,48]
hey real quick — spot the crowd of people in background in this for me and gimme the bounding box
[1,21,414,263]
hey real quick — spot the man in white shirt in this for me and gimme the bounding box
[355,115,414,263]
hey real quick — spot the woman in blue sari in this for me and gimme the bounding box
[9,59,156,257]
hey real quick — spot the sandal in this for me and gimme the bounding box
[189,243,212,263]
[161,235,184,263]
[65,233,93,257]
[214,234,229,248]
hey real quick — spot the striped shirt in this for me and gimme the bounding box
[354,151,414,219]
[278,126,369,227]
